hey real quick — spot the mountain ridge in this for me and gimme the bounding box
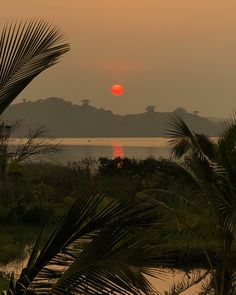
[3,97,220,137]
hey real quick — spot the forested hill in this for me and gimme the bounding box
[3,97,219,137]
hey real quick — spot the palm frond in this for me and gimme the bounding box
[167,116,216,162]
[47,224,161,295]
[183,156,236,239]
[165,115,236,293]
[0,19,70,114]
[199,282,215,295]
[25,226,45,270]
[194,134,216,160]
[184,156,228,191]
[18,189,124,287]
[14,190,165,294]
[167,115,196,159]
[218,114,236,182]
[215,191,236,238]
[7,272,15,295]
[166,269,210,295]
[167,116,230,197]
[138,188,200,214]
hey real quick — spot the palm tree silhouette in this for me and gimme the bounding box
[164,115,236,294]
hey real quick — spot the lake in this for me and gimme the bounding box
[49,137,171,163]
[10,137,218,163]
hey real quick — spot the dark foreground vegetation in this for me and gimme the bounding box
[1,150,236,294]
[0,156,212,263]
[0,156,218,293]
[0,158,204,236]
[0,155,222,257]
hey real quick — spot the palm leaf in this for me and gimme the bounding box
[15,190,165,294]
[167,115,196,159]
[184,156,236,237]
[166,269,210,295]
[0,19,70,114]
[218,114,236,182]
[17,189,125,288]
[25,226,45,270]
[48,224,160,295]
[215,189,236,238]
[194,134,216,160]
[166,115,236,293]
[7,272,15,295]
[199,278,215,295]
[167,116,225,188]
[149,114,236,242]
[167,116,216,161]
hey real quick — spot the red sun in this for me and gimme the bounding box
[111,84,124,96]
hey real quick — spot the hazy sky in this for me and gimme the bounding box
[2,0,236,117]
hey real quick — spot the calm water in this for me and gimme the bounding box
[53,137,171,163]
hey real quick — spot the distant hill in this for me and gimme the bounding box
[3,97,219,137]
[207,116,226,124]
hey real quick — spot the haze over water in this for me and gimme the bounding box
[48,137,171,162]
[9,137,171,162]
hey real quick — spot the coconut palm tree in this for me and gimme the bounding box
[4,189,165,294]
[163,115,236,295]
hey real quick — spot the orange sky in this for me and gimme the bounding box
[2,0,236,117]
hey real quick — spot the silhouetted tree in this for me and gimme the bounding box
[145,105,156,113]
[173,107,188,115]
[81,99,91,106]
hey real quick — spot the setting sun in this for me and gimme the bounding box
[111,84,124,96]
